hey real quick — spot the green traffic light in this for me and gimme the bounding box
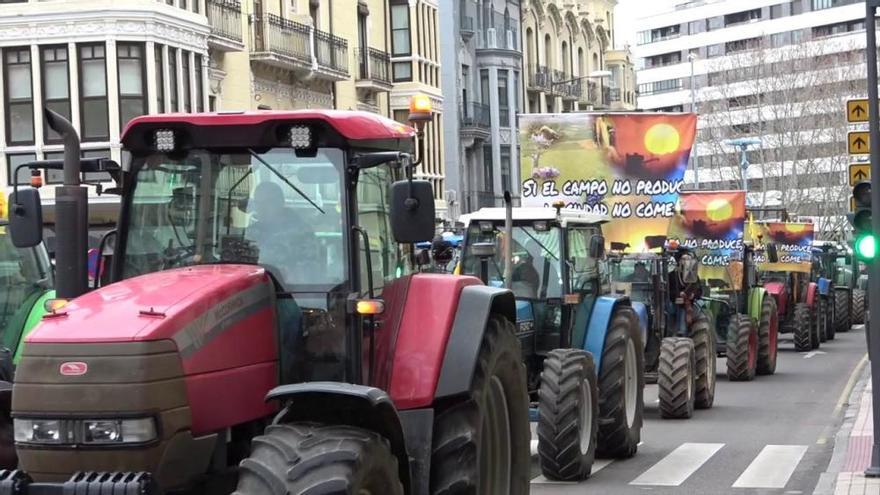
[855,234,878,260]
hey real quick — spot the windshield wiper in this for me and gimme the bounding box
[518,227,559,261]
[247,149,325,214]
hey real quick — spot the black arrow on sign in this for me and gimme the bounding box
[854,136,868,150]
[854,168,869,182]
[853,104,867,118]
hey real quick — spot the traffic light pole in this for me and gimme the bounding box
[864,0,880,478]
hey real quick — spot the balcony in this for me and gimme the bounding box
[548,70,566,95]
[527,65,551,92]
[476,27,520,54]
[251,14,312,73]
[561,78,580,101]
[206,0,244,51]
[460,15,475,41]
[460,102,491,141]
[314,28,349,79]
[356,47,392,93]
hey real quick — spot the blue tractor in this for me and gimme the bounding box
[459,206,645,482]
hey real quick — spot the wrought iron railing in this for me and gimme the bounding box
[356,47,391,83]
[527,64,551,90]
[461,102,491,128]
[252,14,311,62]
[314,28,349,74]
[206,0,242,43]
[461,15,474,32]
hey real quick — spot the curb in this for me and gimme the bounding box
[814,361,871,495]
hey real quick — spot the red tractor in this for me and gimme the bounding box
[762,271,819,352]
[0,105,530,494]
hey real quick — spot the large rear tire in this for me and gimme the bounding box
[812,300,824,348]
[726,314,757,382]
[834,290,850,335]
[689,313,715,409]
[430,314,530,495]
[793,303,812,352]
[233,423,404,495]
[853,289,867,325]
[658,337,696,419]
[596,306,644,459]
[537,349,598,481]
[756,295,778,376]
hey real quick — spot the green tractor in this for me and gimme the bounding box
[700,243,778,382]
[834,247,866,325]
[812,241,850,337]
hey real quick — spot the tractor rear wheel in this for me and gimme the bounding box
[726,314,757,382]
[813,300,824,348]
[756,295,778,376]
[658,337,696,419]
[430,314,530,495]
[689,313,715,409]
[537,349,598,481]
[834,290,850,335]
[233,423,403,495]
[596,306,644,459]
[793,303,812,352]
[853,289,867,325]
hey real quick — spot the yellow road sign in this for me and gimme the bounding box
[848,99,869,123]
[851,197,856,212]
[848,131,870,154]
[850,163,871,186]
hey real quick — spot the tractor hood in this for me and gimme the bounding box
[763,281,786,297]
[26,264,275,344]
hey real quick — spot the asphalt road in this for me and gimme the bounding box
[529,325,869,494]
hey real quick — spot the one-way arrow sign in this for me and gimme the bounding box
[850,163,871,186]
[849,131,870,154]
[848,99,869,123]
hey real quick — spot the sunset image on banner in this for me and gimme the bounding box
[750,222,814,273]
[667,191,746,289]
[519,113,697,249]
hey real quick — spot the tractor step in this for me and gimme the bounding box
[0,470,159,495]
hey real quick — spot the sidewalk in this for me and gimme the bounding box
[828,368,880,495]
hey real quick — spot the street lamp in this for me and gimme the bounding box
[688,52,700,188]
[724,137,762,205]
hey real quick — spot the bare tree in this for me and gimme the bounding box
[698,36,863,239]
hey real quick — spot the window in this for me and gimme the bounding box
[725,37,761,53]
[480,69,489,104]
[688,20,703,35]
[707,16,724,31]
[724,8,761,27]
[567,227,601,288]
[646,51,681,68]
[637,79,682,96]
[791,1,803,15]
[168,49,178,111]
[390,3,411,56]
[812,0,860,10]
[41,46,70,144]
[194,54,204,112]
[647,24,680,43]
[4,48,34,145]
[498,70,509,124]
[356,164,410,295]
[6,153,36,187]
[118,43,146,129]
[792,29,805,43]
[482,145,493,190]
[770,4,784,18]
[78,44,109,141]
[155,45,165,112]
[771,32,789,47]
[182,52,191,112]
[500,145,511,194]
[512,70,519,117]
[707,44,723,58]
[45,149,111,184]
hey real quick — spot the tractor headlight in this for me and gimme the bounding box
[288,125,312,149]
[14,417,157,445]
[154,129,176,152]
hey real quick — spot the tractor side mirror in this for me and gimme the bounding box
[589,235,606,259]
[8,189,43,248]
[679,253,700,284]
[766,243,779,263]
[390,180,435,243]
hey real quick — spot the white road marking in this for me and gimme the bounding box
[804,351,827,359]
[630,443,724,486]
[530,459,614,484]
[530,440,538,456]
[732,445,809,488]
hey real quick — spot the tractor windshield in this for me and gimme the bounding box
[461,222,563,299]
[122,148,346,292]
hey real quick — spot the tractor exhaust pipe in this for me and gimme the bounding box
[45,109,89,299]
[503,191,513,289]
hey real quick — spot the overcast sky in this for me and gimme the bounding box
[615,0,678,48]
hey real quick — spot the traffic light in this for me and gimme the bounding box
[852,180,877,261]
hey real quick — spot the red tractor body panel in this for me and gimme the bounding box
[764,281,787,317]
[26,265,279,435]
[388,274,483,410]
[806,282,818,307]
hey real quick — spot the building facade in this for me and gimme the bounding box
[441,0,522,217]
[633,0,866,235]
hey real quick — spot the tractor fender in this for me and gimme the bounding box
[817,277,831,296]
[629,301,650,351]
[763,281,786,315]
[434,284,516,401]
[584,295,633,373]
[748,287,767,323]
[266,382,412,493]
[806,282,818,307]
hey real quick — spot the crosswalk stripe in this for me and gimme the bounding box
[530,459,614,484]
[732,445,808,488]
[630,442,724,486]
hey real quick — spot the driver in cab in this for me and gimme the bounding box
[628,261,651,283]
[246,181,315,281]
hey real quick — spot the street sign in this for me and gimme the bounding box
[849,131,870,154]
[848,99,870,123]
[851,197,857,212]
[850,163,871,186]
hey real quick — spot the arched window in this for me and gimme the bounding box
[578,47,585,77]
[526,27,535,68]
[593,52,599,71]
[561,41,570,76]
[544,33,552,66]
[504,7,510,33]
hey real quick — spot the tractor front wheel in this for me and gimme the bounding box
[726,314,757,382]
[430,314,530,495]
[537,349,599,481]
[233,423,404,495]
[853,289,867,325]
[658,337,696,419]
[757,295,778,376]
[793,303,812,352]
[689,313,716,409]
[596,306,644,459]
[812,300,824,347]
[834,290,850,335]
